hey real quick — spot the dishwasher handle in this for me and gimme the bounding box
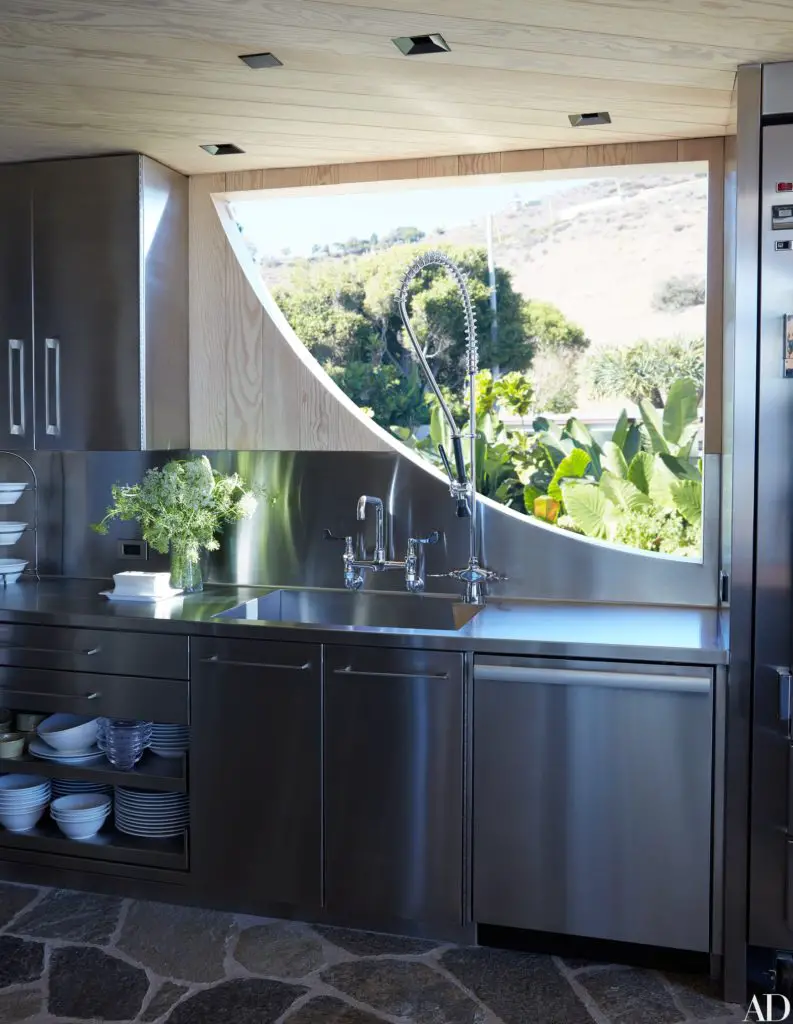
[474,663,710,693]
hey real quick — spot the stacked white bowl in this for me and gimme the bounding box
[50,794,111,840]
[150,724,190,759]
[0,775,51,832]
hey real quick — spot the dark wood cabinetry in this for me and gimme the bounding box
[190,637,322,912]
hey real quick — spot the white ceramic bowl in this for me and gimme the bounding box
[0,484,25,506]
[37,714,99,753]
[52,815,107,840]
[0,559,28,584]
[0,523,26,546]
[0,803,48,831]
[51,794,111,817]
[0,791,50,807]
[0,774,50,795]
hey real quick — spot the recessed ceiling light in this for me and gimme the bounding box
[568,111,612,127]
[239,52,283,69]
[200,143,246,156]
[392,33,451,56]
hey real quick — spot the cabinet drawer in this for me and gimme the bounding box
[0,667,188,723]
[0,624,187,679]
[193,637,319,673]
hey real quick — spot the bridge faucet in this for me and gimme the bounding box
[357,494,386,565]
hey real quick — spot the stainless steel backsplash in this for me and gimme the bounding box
[1,450,720,607]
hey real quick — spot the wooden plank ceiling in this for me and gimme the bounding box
[0,0,787,173]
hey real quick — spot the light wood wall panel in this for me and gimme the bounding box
[188,173,227,449]
[191,137,726,452]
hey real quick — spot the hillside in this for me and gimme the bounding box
[251,172,708,356]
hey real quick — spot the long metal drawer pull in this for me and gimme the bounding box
[44,337,61,436]
[201,655,310,671]
[8,339,25,436]
[0,645,100,656]
[474,664,709,693]
[0,688,100,700]
[333,666,450,680]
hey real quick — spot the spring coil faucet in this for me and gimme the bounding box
[398,250,504,604]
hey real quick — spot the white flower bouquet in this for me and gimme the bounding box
[92,456,259,592]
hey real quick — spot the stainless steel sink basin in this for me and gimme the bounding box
[215,589,482,632]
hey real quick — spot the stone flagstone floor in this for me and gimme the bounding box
[0,882,746,1024]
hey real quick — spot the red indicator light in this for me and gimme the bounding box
[778,182,793,191]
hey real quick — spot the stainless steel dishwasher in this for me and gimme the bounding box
[473,655,714,952]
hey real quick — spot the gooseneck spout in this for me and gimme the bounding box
[356,494,386,565]
[398,251,503,604]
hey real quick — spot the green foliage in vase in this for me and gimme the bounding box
[91,456,261,563]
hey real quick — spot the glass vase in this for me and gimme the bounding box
[169,542,203,594]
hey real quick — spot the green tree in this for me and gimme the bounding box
[327,362,426,428]
[588,336,704,409]
[522,300,590,355]
[522,301,589,413]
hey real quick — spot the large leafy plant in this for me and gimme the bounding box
[393,376,702,558]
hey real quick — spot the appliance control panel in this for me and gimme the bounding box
[772,204,793,229]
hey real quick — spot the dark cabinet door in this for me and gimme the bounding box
[190,637,322,912]
[324,645,465,929]
[0,165,33,449]
[32,155,142,450]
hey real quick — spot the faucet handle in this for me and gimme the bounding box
[323,528,350,545]
[438,443,455,485]
[413,530,440,545]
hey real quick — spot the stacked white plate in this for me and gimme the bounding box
[114,788,189,838]
[149,724,190,759]
[52,779,112,798]
[0,558,28,584]
[28,737,103,765]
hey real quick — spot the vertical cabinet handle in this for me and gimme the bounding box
[45,337,60,436]
[8,339,25,437]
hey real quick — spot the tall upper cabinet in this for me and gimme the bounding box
[0,154,188,451]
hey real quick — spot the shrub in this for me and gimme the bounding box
[653,274,706,312]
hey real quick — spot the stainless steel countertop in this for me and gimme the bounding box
[0,579,728,665]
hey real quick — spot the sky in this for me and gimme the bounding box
[233,177,584,258]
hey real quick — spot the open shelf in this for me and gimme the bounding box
[0,816,188,871]
[0,750,186,792]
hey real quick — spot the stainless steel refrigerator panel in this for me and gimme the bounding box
[749,121,793,950]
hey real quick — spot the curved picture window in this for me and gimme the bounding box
[232,167,708,560]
